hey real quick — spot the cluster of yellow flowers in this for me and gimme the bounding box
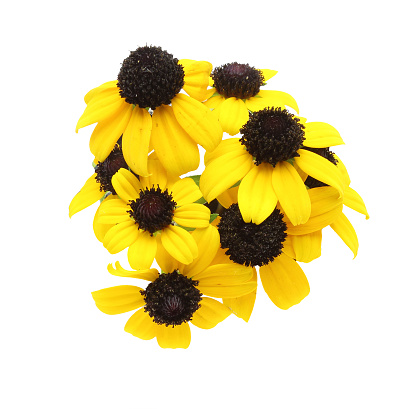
[70,45,368,349]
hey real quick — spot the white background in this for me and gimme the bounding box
[2,1,419,408]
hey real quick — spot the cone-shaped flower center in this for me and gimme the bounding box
[141,271,202,326]
[128,187,177,234]
[240,107,306,166]
[303,147,338,188]
[217,204,287,267]
[95,143,129,194]
[117,45,185,110]
[211,62,264,99]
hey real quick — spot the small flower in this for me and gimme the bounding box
[204,62,299,135]
[76,46,222,176]
[94,160,211,268]
[200,107,346,226]
[91,226,257,349]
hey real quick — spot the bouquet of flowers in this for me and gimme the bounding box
[69,45,368,349]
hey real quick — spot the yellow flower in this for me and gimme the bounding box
[69,142,129,217]
[200,107,346,226]
[204,62,298,135]
[94,159,211,268]
[211,189,344,320]
[76,46,222,176]
[91,226,256,349]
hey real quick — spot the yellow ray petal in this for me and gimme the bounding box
[281,235,296,259]
[180,59,213,101]
[272,161,311,226]
[259,255,310,310]
[160,225,198,265]
[122,106,152,177]
[219,97,250,136]
[223,269,257,322]
[334,154,351,186]
[238,163,278,224]
[330,212,359,258]
[92,285,144,315]
[191,298,231,329]
[156,322,191,349]
[69,174,103,217]
[111,168,141,203]
[344,186,369,219]
[194,263,254,285]
[93,196,116,242]
[155,234,184,274]
[151,104,200,176]
[217,186,239,209]
[200,144,254,203]
[84,81,118,104]
[204,94,224,110]
[245,90,299,114]
[127,231,158,270]
[183,225,220,278]
[107,261,159,281]
[170,178,202,206]
[204,137,242,166]
[294,149,345,197]
[260,69,278,82]
[173,204,210,229]
[198,281,257,299]
[124,308,157,340]
[89,103,133,161]
[171,93,223,151]
[76,87,124,132]
[103,220,139,254]
[289,230,322,263]
[309,186,343,216]
[139,159,167,191]
[303,122,344,148]
[96,198,130,224]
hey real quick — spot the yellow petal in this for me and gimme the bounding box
[69,174,103,217]
[204,94,224,110]
[223,269,257,322]
[127,231,158,270]
[139,159,167,191]
[76,87,124,132]
[309,186,343,216]
[124,308,157,340]
[194,263,254,285]
[111,168,141,203]
[198,281,257,299]
[103,220,139,254]
[204,137,243,166]
[200,143,254,203]
[281,235,296,260]
[89,103,133,161]
[170,178,202,206]
[217,186,239,209]
[173,204,210,229]
[289,230,322,263]
[93,196,116,242]
[245,90,299,114]
[219,97,250,136]
[107,261,159,281]
[96,198,130,224]
[155,234,184,274]
[191,298,231,329]
[92,285,144,315]
[84,81,118,104]
[272,161,311,225]
[260,69,278,82]
[303,122,344,148]
[151,105,200,176]
[160,225,198,265]
[122,106,152,177]
[344,186,369,219]
[156,322,191,349]
[183,225,220,278]
[181,59,213,101]
[171,93,223,151]
[238,163,278,224]
[294,149,345,197]
[334,154,351,186]
[330,212,359,258]
[259,255,310,310]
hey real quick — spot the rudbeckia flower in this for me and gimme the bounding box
[200,107,346,226]
[69,142,129,217]
[94,160,211,268]
[204,62,299,135]
[76,45,222,176]
[91,226,256,349]
[212,190,343,316]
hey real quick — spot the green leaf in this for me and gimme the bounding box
[230,180,241,188]
[188,175,201,187]
[209,213,219,223]
[195,197,207,204]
